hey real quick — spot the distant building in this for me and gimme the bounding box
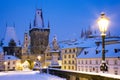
[4,55,20,71]
[61,39,95,70]
[77,37,120,75]
[2,26,22,58]
[0,47,4,71]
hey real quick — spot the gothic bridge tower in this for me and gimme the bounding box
[29,9,50,58]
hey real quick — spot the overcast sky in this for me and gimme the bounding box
[0,0,120,42]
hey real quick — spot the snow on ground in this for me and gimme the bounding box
[0,71,66,80]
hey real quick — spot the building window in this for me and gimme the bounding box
[114,60,118,65]
[41,42,43,45]
[73,49,75,53]
[93,67,95,71]
[64,61,66,64]
[72,61,74,64]
[64,55,66,58]
[68,66,70,69]
[114,70,118,75]
[8,62,10,65]
[85,60,87,64]
[96,60,98,64]
[13,61,15,64]
[72,55,74,58]
[69,49,71,53]
[90,60,92,64]
[69,55,71,58]
[72,66,74,70]
[64,66,66,69]
[69,61,71,64]
[81,60,83,64]
[78,60,80,64]
[65,50,67,53]
[41,51,43,54]
[96,67,98,73]
[47,53,49,56]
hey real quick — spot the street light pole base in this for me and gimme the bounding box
[100,61,108,73]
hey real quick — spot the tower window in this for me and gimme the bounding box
[26,38,27,40]
[41,42,43,45]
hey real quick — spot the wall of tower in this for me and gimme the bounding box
[29,28,50,55]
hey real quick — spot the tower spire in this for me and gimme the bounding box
[48,21,50,28]
[13,23,15,28]
[29,22,32,29]
[34,9,44,28]
[41,9,44,28]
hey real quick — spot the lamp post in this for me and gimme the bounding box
[97,12,109,73]
[37,55,42,72]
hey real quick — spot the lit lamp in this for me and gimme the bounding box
[97,12,109,72]
[37,55,42,71]
[37,56,41,61]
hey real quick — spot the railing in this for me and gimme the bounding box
[42,68,120,80]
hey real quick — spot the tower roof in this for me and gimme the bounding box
[34,9,44,28]
[3,26,19,46]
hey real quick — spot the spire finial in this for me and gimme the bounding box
[13,23,15,28]
[41,9,44,28]
[6,22,7,27]
[29,22,32,29]
[48,21,50,28]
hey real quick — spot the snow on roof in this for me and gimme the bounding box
[49,50,60,53]
[77,43,120,59]
[95,36,120,43]
[3,26,21,46]
[60,38,96,49]
[5,55,20,60]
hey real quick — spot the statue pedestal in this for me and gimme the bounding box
[49,51,61,69]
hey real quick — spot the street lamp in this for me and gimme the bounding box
[37,56,41,61]
[97,12,109,72]
[37,55,42,72]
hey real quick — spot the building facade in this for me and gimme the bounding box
[3,39,22,58]
[77,37,120,75]
[4,55,20,71]
[0,47,4,71]
[62,47,83,70]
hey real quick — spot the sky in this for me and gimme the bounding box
[0,0,120,43]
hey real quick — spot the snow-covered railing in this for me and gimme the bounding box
[44,68,120,80]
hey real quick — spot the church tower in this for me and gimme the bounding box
[29,9,50,56]
[22,32,29,54]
